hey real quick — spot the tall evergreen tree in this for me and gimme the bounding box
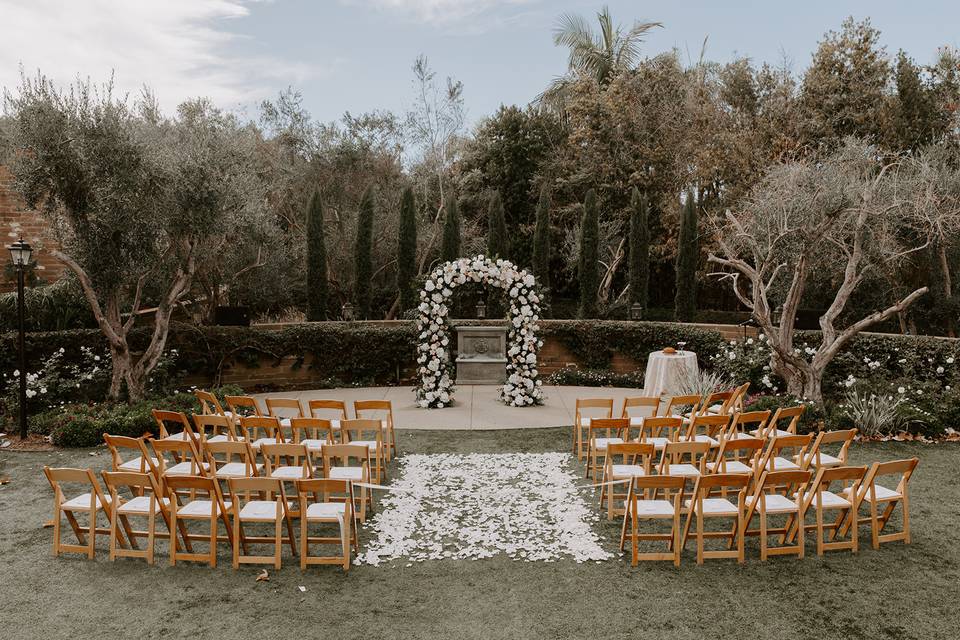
[354,185,375,319]
[396,186,418,312]
[305,190,328,321]
[674,191,698,321]
[440,192,461,263]
[628,188,649,308]
[531,184,552,291]
[578,189,600,318]
[486,190,508,259]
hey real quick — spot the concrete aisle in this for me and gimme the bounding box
[253,385,655,430]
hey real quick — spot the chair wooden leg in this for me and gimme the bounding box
[87,508,96,559]
[300,517,308,571]
[274,516,282,570]
[108,508,119,561]
[170,510,179,566]
[870,500,880,550]
[696,512,704,565]
[209,515,218,569]
[232,518,240,570]
[736,514,745,564]
[52,507,62,557]
[342,517,351,572]
[146,509,156,566]
[760,508,768,562]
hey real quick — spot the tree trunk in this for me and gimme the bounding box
[108,343,132,401]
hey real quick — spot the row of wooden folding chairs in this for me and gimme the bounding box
[618,457,919,566]
[572,385,753,460]
[44,466,358,571]
[150,409,389,484]
[193,390,398,462]
[596,425,858,520]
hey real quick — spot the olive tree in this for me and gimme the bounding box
[4,76,261,400]
[708,140,936,403]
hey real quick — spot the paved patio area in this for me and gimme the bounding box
[253,385,651,430]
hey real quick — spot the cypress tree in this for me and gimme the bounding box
[306,190,328,321]
[440,192,461,263]
[486,190,508,259]
[578,189,600,318]
[396,186,418,312]
[354,185,375,319]
[628,188,649,308]
[531,185,551,292]
[674,191,698,321]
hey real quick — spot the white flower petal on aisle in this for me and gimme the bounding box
[357,452,613,566]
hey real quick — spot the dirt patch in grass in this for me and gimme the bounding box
[1,430,958,640]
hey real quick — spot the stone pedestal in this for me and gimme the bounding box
[455,325,508,385]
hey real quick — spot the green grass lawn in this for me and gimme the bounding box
[1,428,958,640]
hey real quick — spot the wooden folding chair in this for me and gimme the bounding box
[152,410,195,444]
[727,382,751,414]
[727,410,772,441]
[658,441,711,487]
[195,390,229,417]
[743,469,812,560]
[148,437,208,489]
[43,467,118,559]
[663,394,700,421]
[632,416,684,453]
[290,417,338,456]
[261,442,314,518]
[621,396,660,426]
[805,429,857,469]
[708,436,766,477]
[204,440,263,483]
[239,415,285,452]
[166,474,234,568]
[319,444,373,522]
[755,405,805,439]
[585,417,628,479]
[619,475,687,567]
[225,395,262,420]
[296,478,357,571]
[696,390,734,417]
[341,419,386,483]
[191,413,240,445]
[103,434,158,475]
[227,476,297,569]
[788,465,867,555]
[601,442,655,520]
[681,473,751,564]
[265,397,305,435]
[355,399,397,461]
[680,413,730,449]
[573,398,614,461]
[758,433,814,473]
[100,471,176,565]
[839,458,919,550]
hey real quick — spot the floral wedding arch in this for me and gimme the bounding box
[415,255,544,408]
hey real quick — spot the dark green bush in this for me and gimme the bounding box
[545,367,644,388]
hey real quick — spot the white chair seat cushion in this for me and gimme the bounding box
[118,456,159,472]
[160,432,190,442]
[300,438,330,452]
[270,465,308,479]
[239,500,281,522]
[164,461,210,476]
[350,440,379,452]
[593,437,623,451]
[842,484,901,502]
[62,493,111,511]
[707,403,724,414]
[731,431,760,440]
[118,496,170,515]
[633,499,676,518]
[610,464,646,478]
[665,414,692,424]
[801,490,850,509]
[663,464,700,477]
[250,437,278,450]
[216,462,262,478]
[179,499,232,517]
[306,502,346,520]
[629,416,645,426]
[644,437,671,450]
[329,467,364,481]
[679,434,719,447]
[771,457,800,470]
[812,453,841,467]
[685,497,739,516]
[709,460,753,474]
[205,434,231,444]
[746,493,798,513]
[329,419,342,430]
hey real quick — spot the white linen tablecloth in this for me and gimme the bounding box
[642,350,698,397]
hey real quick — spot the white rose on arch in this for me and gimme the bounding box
[415,255,544,408]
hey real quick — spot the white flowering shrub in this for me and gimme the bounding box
[416,255,543,408]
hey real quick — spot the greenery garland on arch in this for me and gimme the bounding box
[415,256,544,408]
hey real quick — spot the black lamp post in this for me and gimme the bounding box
[475,300,486,319]
[7,238,32,440]
[341,302,355,321]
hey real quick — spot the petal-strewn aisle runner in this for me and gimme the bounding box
[357,452,613,565]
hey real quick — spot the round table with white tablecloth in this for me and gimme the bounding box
[642,350,698,397]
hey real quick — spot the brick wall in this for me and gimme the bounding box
[0,165,64,292]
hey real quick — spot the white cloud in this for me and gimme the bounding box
[0,0,315,114]
[345,0,539,26]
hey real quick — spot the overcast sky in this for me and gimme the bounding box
[2,0,958,127]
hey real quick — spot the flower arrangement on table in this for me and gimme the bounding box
[415,255,544,408]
